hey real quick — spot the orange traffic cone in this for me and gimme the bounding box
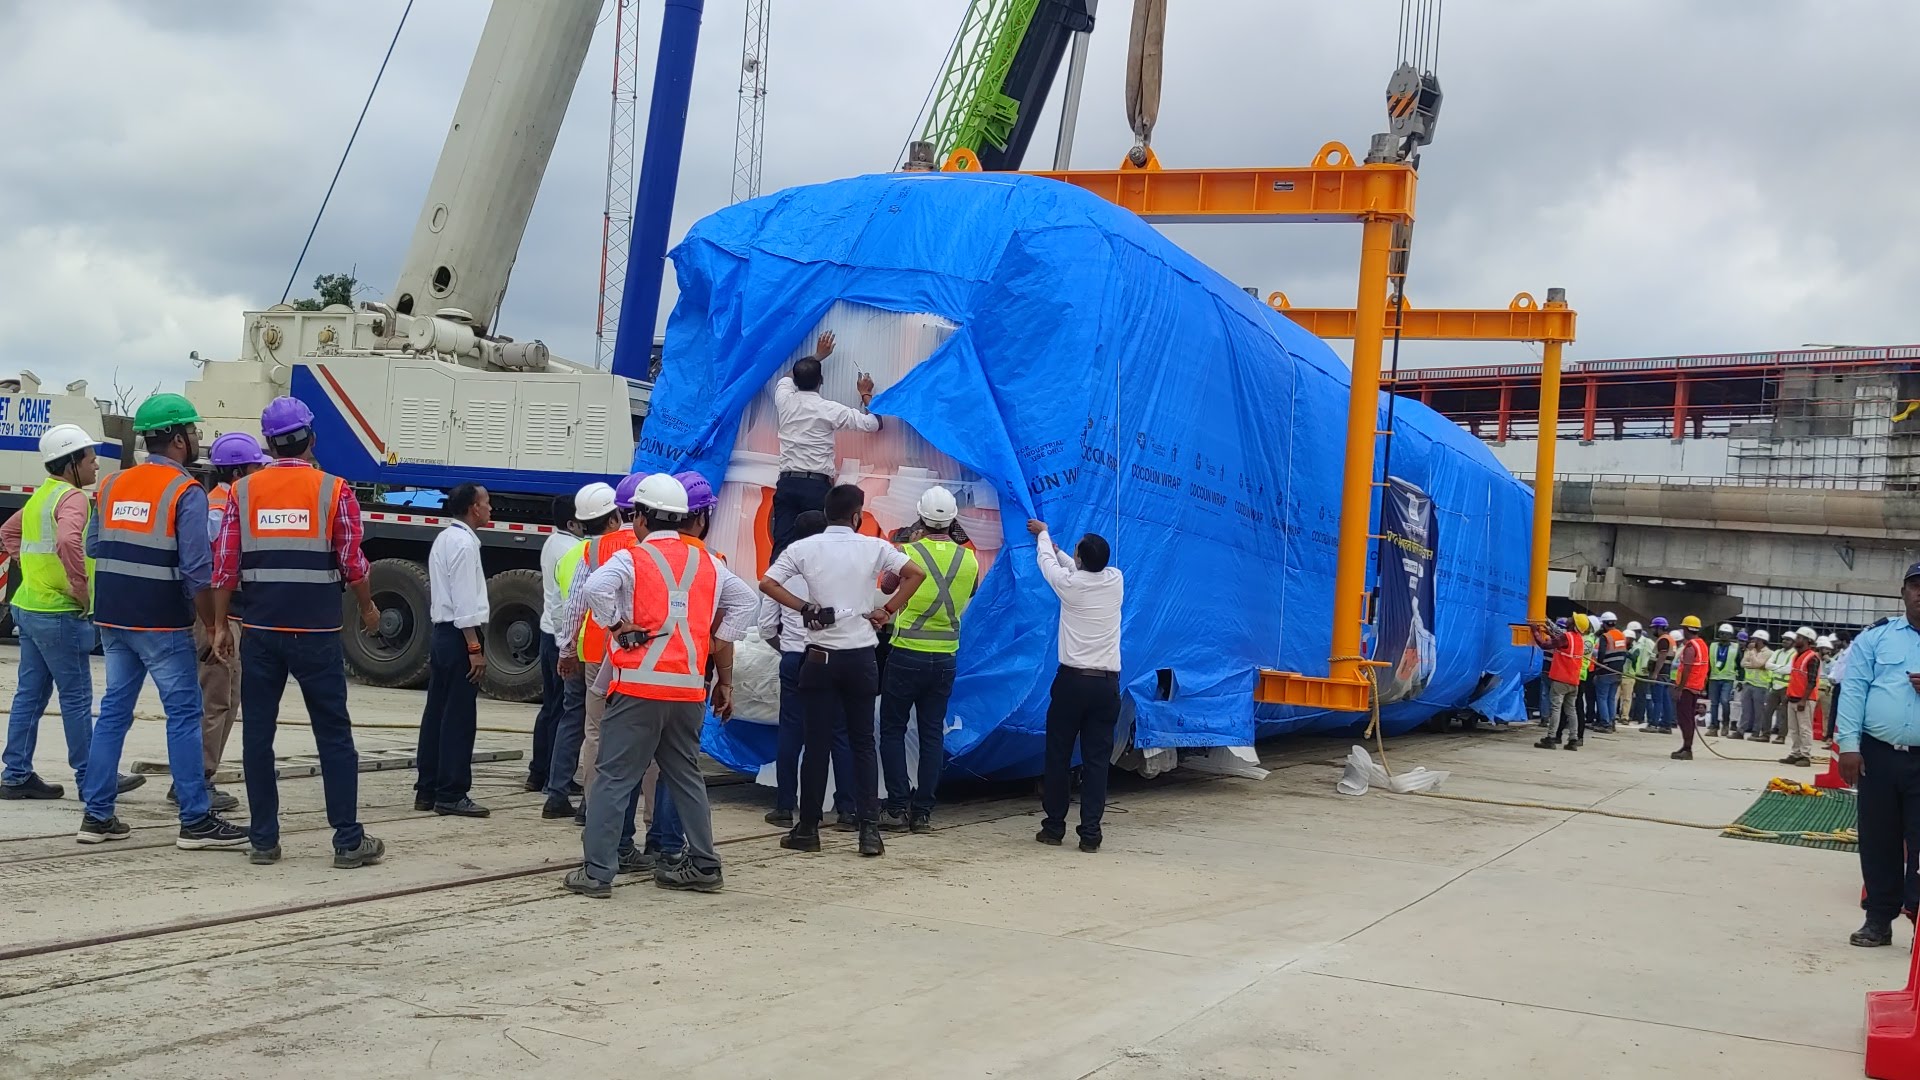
[1817,736,1850,791]
[1867,941,1920,1078]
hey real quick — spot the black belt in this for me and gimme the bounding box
[1865,735,1920,754]
[780,470,832,482]
[1059,665,1118,679]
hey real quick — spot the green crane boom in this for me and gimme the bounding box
[921,0,1043,163]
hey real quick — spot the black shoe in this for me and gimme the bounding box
[1670,748,1693,760]
[208,786,240,812]
[654,853,724,892]
[909,813,932,834]
[573,808,586,827]
[1852,920,1894,948]
[76,814,130,844]
[0,774,62,800]
[879,808,911,833]
[433,797,491,818]
[1730,732,1746,740]
[1779,755,1799,766]
[834,811,858,832]
[116,772,146,795]
[764,808,794,826]
[617,846,656,875]
[858,822,885,857]
[1793,755,1814,767]
[523,776,544,793]
[249,844,282,865]
[780,827,822,852]
[334,836,385,869]
[563,868,611,899]
[1035,828,1064,846]
[413,795,434,811]
[1534,737,1558,749]
[1565,740,1581,751]
[177,813,248,850]
[566,781,583,797]
[1079,836,1101,853]
[542,795,577,820]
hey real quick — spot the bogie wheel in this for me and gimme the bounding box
[343,558,433,688]
[482,569,544,703]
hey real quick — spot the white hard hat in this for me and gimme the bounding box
[1599,611,1617,622]
[1623,629,1638,641]
[1625,620,1643,632]
[1750,629,1770,642]
[917,485,959,526]
[632,473,689,516]
[1718,623,1734,634]
[1815,635,1833,648]
[1668,630,1682,641]
[573,481,617,521]
[1796,626,1817,641]
[39,423,95,464]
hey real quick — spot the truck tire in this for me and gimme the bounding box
[344,558,433,689]
[482,569,544,703]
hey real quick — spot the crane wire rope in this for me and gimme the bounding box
[279,0,415,305]
[895,13,971,169]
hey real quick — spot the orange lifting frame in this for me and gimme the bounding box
[948,142,1419,713]
[1268,290,1579,649]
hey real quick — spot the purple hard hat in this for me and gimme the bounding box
[209,431,270,467]
[613,472,646,510]
[1555,616,1570,629]
[673,470,716,513]
[260,396,315,439]
[1650,617,1668,629]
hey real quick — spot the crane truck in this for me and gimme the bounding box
[183,0,679,701]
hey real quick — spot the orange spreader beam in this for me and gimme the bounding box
[947,143,1417,224]
[1267,292,1578,345]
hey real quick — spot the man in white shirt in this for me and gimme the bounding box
[770,330,881,559]
[416,483,493,819]
[758,510,856,827]
[762,485,926,856]
[1027,519,1124,853]
[528,493,584,794]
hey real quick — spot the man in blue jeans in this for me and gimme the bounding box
[877,487,978,832]
[758,512,857,827]
[0,424,139,801]
[211,396,385,868]
[81,393,246,850]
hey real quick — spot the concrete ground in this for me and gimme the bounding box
[0,651,1897,1079]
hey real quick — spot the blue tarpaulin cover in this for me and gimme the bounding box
[633,171,1536,781]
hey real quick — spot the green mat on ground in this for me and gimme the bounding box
[1723,788,1858,850]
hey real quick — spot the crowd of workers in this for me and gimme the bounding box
[0,334,1126,900]
[1529,611,1840,764]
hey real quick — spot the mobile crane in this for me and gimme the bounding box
[183,0,701,700]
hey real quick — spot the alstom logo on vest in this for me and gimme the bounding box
[110,502,152,524]
[255,509,312,531]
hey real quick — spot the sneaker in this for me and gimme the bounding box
[780,827,822,852]
[76,814,131,844]
[563,867,611,899]
[1079,835,1102,853]
[909,813,932,834]
[833,811,858,833]
[1670,748,1693,761]
[764,808,794,827]
[1035,828,1064,846]
[542,795,577,820]
[208,786,240,812]
[879,808,911,833]
[249,844,282,865]
[177,813,249,850]
[333,836,386,869]
[433,797,491,818]
[116,772,146,795]
[413,794,434,812]
[1852,920,1894,948]
[617,846,656,875]
[654,853,724,893]
[858,822,885,857]
[0,774,63,800]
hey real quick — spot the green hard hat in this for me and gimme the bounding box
[131,392,203,434]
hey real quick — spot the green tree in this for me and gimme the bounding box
[291,272,359,311]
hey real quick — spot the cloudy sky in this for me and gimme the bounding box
[3,0,1913,400]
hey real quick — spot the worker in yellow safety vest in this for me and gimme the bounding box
[875,486,979,832]
[0,425,136,801]
[1704,623,1742,737]
[544,480,623,822]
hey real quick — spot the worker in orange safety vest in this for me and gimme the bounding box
[1532,617,1586,751]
